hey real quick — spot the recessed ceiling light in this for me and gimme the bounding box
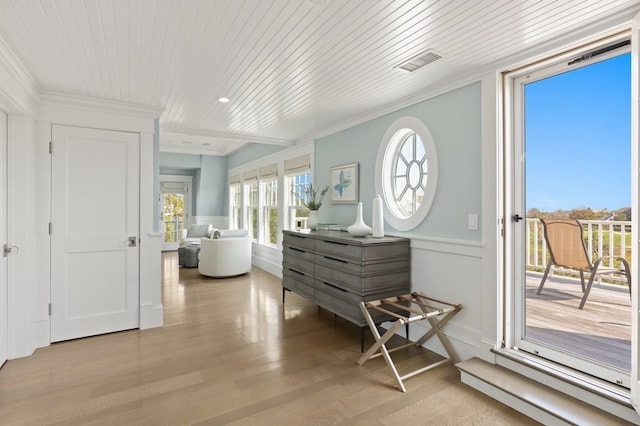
[218,97,230,103]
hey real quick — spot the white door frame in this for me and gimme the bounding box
[502,30,637,393]
[630,9,640,415]
[0,111,7,368]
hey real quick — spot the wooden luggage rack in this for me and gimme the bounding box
[358,292,462,392]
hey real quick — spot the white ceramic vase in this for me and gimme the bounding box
[308,210,318,230]
[372,195,384,238]
[347,202,371,237]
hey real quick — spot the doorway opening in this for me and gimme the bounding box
[505,37,632,387]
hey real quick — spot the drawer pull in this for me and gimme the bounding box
[290,247,306,253]
[322,281,348,292]
[326,241,348,246]
[324,255,348,263]
[288,268,306,276]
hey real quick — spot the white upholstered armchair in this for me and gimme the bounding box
[197,233,251,277]
[180,224,213,246]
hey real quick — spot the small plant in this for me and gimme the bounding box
[297,184,329,210]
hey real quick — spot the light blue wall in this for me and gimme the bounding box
[223,82,482,240]
[159,152,228,217]
[159,152,202,168]
[197,155,228,216]
[315,82,482,240]
[227,143,286,169]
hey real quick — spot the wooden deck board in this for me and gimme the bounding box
[525,273,631,371]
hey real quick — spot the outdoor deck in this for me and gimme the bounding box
[525,272,631,372]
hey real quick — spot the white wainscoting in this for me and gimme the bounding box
[251,242,283,278]
[388,237,486,363]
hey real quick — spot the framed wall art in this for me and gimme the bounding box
[330,162,358,204]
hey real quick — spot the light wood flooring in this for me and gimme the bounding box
[0,252,537,425]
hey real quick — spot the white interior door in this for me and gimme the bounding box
[0,111,7,367]
[51,125,140,342]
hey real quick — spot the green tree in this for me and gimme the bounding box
[163,194,184,243]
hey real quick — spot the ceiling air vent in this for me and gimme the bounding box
[395,49,442,72]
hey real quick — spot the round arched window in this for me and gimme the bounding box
[375,116,438,231]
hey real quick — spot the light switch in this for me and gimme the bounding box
[468,214,478,231]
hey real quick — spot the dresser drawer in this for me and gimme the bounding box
[283,232,315,251]
[282,246,315,274]
[315,253,409,276]
[314,281,411,326]
[315,238,409,261]
[283,267,314,299]
[315,264,409,294]
[314,281,362,324]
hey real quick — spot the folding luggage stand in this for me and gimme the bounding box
[358,292,462,392]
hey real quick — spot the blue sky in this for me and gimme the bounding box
[525,52,630,212]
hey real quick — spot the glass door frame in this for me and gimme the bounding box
[502,31,634,388]
[160,175,192,251]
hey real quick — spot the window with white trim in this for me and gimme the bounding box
[284,154,312,230]
[287,172,311,230]
[260,164,278,245]
[376,116,438,231]
[228,151,313,245]
[244,176,258,241]
[229,175,241,230]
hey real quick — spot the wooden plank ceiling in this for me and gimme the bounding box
[0,0,637,155]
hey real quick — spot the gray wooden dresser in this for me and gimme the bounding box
[282,230,411,331]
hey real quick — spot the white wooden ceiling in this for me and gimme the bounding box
[0,0,638,155]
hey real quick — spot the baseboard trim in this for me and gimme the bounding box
[140,303,163,329]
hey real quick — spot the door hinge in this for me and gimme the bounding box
[49,222,52,235]
[49,141,53,154]
[48,303,52,316]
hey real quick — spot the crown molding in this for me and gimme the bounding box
[39,92,165,119]
[0,35,38,115]
[161,125,294,147]
[227,140,314,176]
[159,126,295,156]
[160,139,247,157]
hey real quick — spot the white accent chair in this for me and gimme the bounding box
[180,224,213,246]
[198,232,251,277]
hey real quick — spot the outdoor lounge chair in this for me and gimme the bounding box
[536,218,631,309]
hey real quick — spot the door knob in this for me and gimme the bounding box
[128,236,137,247]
